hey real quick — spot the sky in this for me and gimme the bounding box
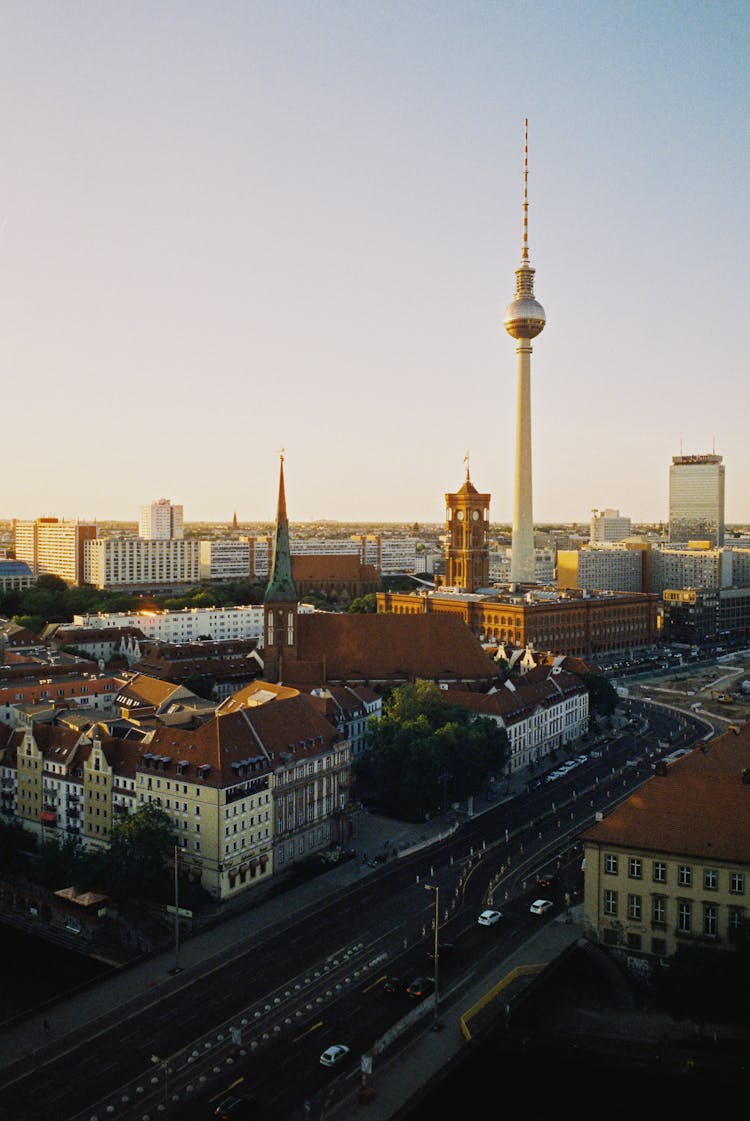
[0,1,747,527]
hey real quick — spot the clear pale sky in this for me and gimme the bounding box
[1,2,747,526]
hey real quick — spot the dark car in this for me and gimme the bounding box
[536,872,558,889]
[383,975,404,993]
[406,976,434,999]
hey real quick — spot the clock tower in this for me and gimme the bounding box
[442,466,490,592]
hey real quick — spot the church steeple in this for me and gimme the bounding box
[264,453,297,603]
[263,453,298,682]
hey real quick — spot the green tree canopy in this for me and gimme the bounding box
[356,681,508,821]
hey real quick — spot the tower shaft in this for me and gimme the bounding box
[510,339,535,583]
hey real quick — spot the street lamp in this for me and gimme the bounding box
[424,883,441,1030]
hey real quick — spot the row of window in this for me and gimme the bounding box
[604,890,745,937]
[604,854,745,894]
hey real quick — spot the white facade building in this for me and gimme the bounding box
[200,540,253,582]
[72,604,266,644]
[653,546,731,594]
[139,499,184,540]
[85,538,200,589]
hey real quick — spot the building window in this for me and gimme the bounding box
[604,854,618,875]
[628,858,642,880]
[626,932,642,950]
[730,872,745,895]
[651,937,667,956]
[704,868,718,891]
[703,904,718,939]
[604,889,618,916]
[678,865,692,888]
[627,894,642,921]
[652,861,667,884]
[652,896,666,926]
[677,901,692,934]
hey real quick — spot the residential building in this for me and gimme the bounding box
[13,517,97,585]
[84,538,201,590]
[71,605,266,645]
[199,539,253,582]
[582,728,750,962]
[446,665,588,774]
[669,453,725,546]
[0,668,119,728]
[139,499,184,540]
[0,690,352,901]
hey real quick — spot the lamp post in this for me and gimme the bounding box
[424,883,441,1030]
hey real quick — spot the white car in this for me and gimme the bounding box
[530,899,553,915]
[478,909,503,926]
[320,1044,350,1067]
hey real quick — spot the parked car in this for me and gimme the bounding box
[320,1044,350,1067]
[530,899,553,915]
[477,909,502,926]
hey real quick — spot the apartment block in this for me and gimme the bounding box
[13,518,97,585]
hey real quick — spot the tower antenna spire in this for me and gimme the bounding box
[522,117,529,263]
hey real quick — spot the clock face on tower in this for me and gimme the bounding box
[472,510,480,520]
[456,510,464,521]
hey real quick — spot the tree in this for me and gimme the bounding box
[579,672,619,717]
[106,804,176,900]
[182,672,217,700]
[356,681,508,820]
[347,594,377,613]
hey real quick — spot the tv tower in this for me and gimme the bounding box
[503,119,546,584]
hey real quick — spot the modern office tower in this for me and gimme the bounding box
[13,517,97,585]
[668,454,725,546]
[504,120,546,583]
[139,498,184,540]
[590,509,632,544]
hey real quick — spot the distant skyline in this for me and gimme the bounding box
[1,2,748,525]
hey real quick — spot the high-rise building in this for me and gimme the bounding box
[13,517,97,585]
[503,120,546,584]
[139,498,184,540]
[668,454,725,546]
[590,509,631,544]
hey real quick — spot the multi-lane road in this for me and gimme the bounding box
[0,700,703,1121]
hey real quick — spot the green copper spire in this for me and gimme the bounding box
[264,453,297,603]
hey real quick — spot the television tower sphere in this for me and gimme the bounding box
[503,287,546,340]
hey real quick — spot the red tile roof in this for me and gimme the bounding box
[581,726,750,863]
[294,613,499,684]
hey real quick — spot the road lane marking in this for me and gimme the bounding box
[293,1020,323,1043]
[363,974,387,993]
